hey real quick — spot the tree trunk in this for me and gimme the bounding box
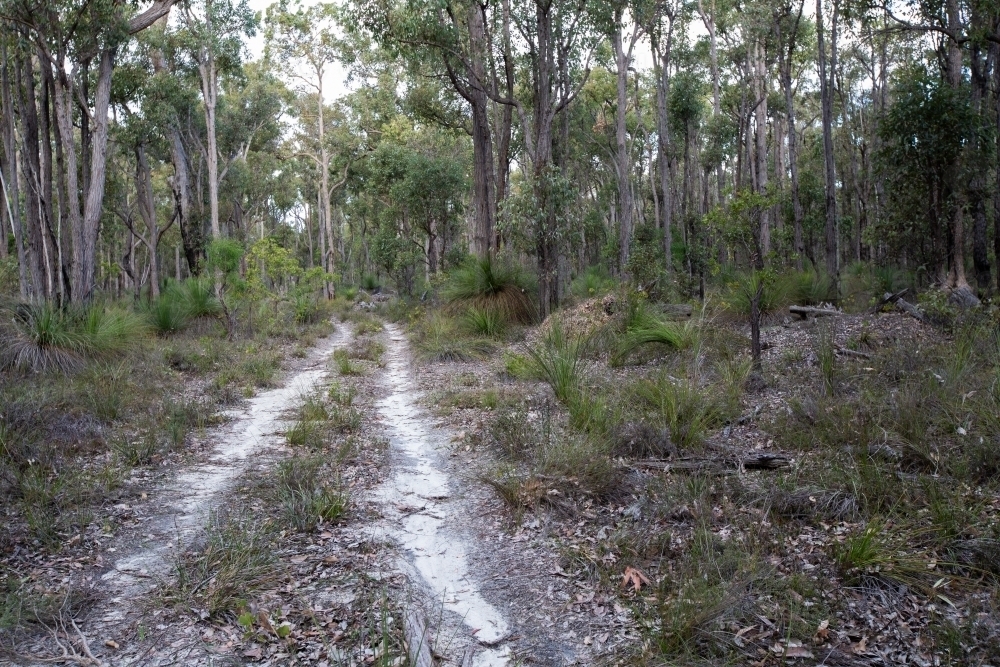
[467,2,496,258]
[943,0,971,293]
[532,0,558,318]
[1,44,28,298]
[817,0,838,279]
[754,40,770,255]
[653,26,674,274]
[78,48,116,302]
[16,52,46,300]
[136,142,160,299]
[612,15,634,274]
[969,44,991,291]
[200,49,221,240]
[782,50,804,270]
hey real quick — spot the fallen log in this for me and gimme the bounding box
[404,610,434,667]
[835,345,871,360]
[890,294,928,323]
[870,288,909,314]
[634,452,791,475]
[789,305,841,319]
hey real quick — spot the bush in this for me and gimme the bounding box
[570,266,616,300]
[146,294,191,335]
[612,314,698,366]
[442,255,536,325]
[785,270,836,305]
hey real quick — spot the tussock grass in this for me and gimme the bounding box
[631,374,726,451]
[462,306,505,337]
[0,303,147,372]
[173,510,278,616]
[276,456,348,532]
[443,255,536,325]
[524,320,590,403]
[411,312,492,363]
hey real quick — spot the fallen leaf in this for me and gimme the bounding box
[104,639,119,650]
[622,566,651,593]
[814,619,830,642]
[785,646,814,658]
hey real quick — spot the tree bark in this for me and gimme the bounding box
[466,2,496,258]
[817,0,838,279]
[1,44,28,298]
[78,48,116,302]
[753,40,770,255]
[777,2,805,269]
[612,12,635,274]
[653,20,674,274]
[199,42,221,240]
[135,142,160,299]
[16,52,47,300]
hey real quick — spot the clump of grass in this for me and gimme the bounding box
[146,293,191,335]
[173,510,277,616]
[786,269,836,305]
[112,432,160,466]
[411,312,492,363]
[816,325,837,395]
[570,265,616,300]
[832,519,939,590]
[0,303,146,372]
[349,338,385,363]
[612,314,699,366]
[276,456,348,531]
[352,314,384,336]
[654,523,765,656]
[333,349,363,375]
[632,374,724,451]
[485,406,536,460]
[463,306,505,338]
[524,320,589,403]
[286,417,325,448]
[443,255,536,325]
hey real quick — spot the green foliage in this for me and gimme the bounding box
[612,303,699,366]
[442,255,536,325]
[173,510,277,616]
[570,265,616,300]
[462,306,505,337]
[276,456,347,531]
[632,374,724,451]
[722,270,789,320]
[411,312,492,362]
[0,303,147,372]
[524,321,589,403]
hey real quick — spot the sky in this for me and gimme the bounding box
[245,0,355,102]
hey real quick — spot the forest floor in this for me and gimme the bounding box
[2,294,999,666]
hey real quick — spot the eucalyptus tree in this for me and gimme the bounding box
[264,0,344,272]
[0,0,179,302]
[178,0,257,241]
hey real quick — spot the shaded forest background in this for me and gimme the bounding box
[0,0,997,314]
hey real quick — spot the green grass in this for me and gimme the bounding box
[276,456,348,531]
[173,510,278,616]
[411,312,493,363]
[442,255,536,325]
[0,303,147,372]
[463,306,505,337]
[524,320,589,403]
